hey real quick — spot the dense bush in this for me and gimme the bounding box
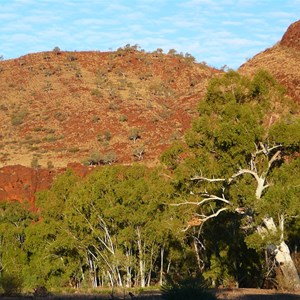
[0,273,23,296]
[161,277,217,300]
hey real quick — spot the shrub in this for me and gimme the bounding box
[161,277,217,300]
[82,151,117,166]
[43,134,64,142]
[68,147,80,153]
[82,151,103,166]
[11,109,29,126]
[128,128,140,143]
[54,111,68,122]
[47,161,54,169]
[133,146,145,160]
[92,115,101,123]
[53,46,61,54]
[91,89,102,98]
[119,114,128,122]
[75,69,82,78]
[31,156,40,168]
[102,152,117,165]
[67,54,77,61]
[0,273,23,296]
[97,131,112,143]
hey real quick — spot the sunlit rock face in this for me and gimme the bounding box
[280,20,300,51]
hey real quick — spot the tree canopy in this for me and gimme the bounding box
[170,70,300,289]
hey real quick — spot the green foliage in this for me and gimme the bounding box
[90,88,102,98]
[82,151,117,165]
[119,114,128,122]
[11,165,183,289]
[11,108,29,126]
[128,127,141,142]
[161,276,217,300]
[0,201,37,291]
[259,158,300,219]
[268,117,300,151]
[166,70,300,288]
[160,142,184,170]
[97,130,112,143]
[91,115,100,123]
[53,46,61,54]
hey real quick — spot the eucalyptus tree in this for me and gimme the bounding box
[64,164,179,288]
[171,70,300,289]
[0,201,37,291]
[24,169,84,288]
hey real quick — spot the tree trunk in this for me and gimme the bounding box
[116,266,123,287]
[275,241,300,290]
[159,246,164,286]
[262,216,300,290]
[193,238,202,273]
[125,246,132,287]
[136,227,145,288]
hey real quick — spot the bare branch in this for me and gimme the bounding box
[170,192,231,207]
[183,207,229,231]
[231,168,261,184]
[255,143,282,156]
[267,144,282,153]
[191,175,226,182]
[200,192,232,205]
[196,207,230,221]
[170,201,203,207]
[268,150,281,169]
[259,142,268,156]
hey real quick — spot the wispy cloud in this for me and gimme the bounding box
[0,0,297,69]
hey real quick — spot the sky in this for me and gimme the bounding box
[0,0,299,69]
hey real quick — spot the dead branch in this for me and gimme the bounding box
[183,207,230,231]
[190,175,226,182]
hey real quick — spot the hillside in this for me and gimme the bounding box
[1,19,300,207]
[0,47,219,169]
[239,20,300,103]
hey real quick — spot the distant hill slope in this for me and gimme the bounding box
[0,47,220,168]
[239,20,300,103]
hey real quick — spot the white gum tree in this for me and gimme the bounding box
[174,70,300,289]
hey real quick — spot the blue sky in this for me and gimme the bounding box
[0,0,299,69]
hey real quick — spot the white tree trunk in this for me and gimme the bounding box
[262,216,300,290]
[136,227,146,288]
[275,241,300,290]
[159,246,164,286]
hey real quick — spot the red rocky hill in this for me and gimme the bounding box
[239,20,300,103]
[0,47,220,206]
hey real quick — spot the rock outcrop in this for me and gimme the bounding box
[0,165,57,210]
[0,163,92,210]
[280,20,300,51]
